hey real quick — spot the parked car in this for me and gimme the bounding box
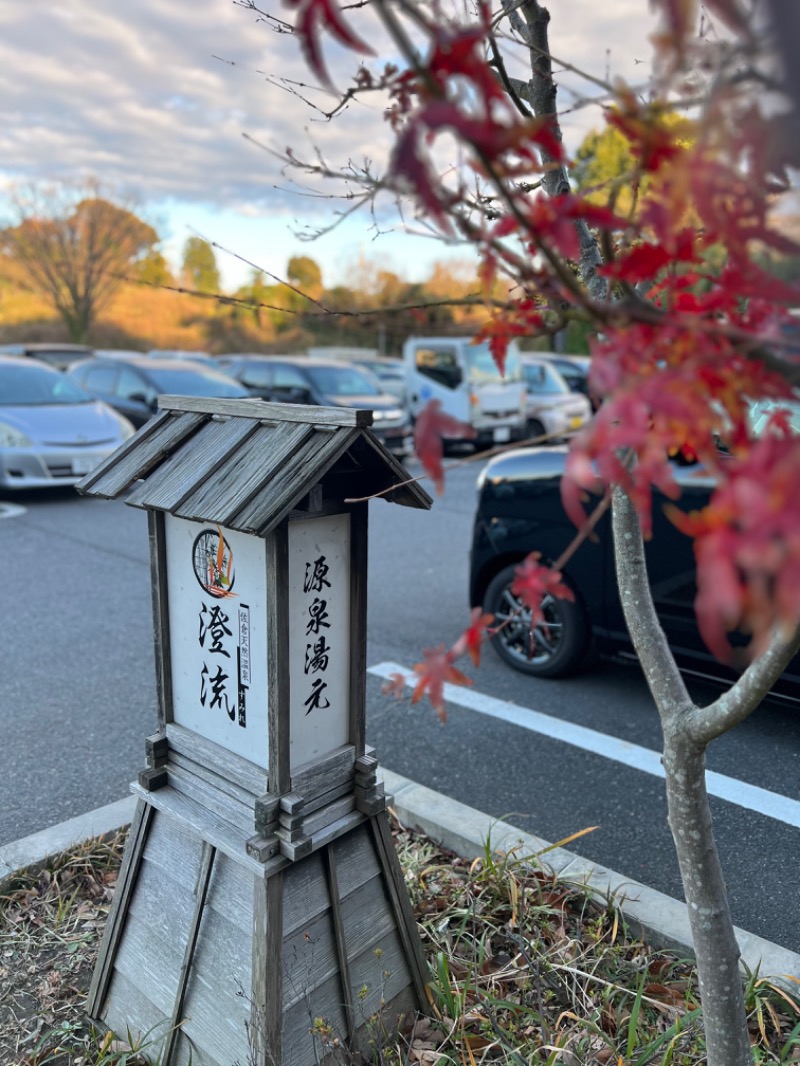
[535,353,592,402]
[0,342,94,370]
[95,349,147,360]
[342,356,407,404]
[67,356,250,427]
[404,337,528,447]
[520,355,592,440]
[219,355,414,458]
[469,443,800,701]
[0,358,134,490]
[307,348,408,403]
[147,349,215,365]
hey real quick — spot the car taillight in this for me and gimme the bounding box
[469,392,479,407]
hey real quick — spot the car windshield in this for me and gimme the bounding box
[305,365,383,397]
[0,363,92,405]
[144,367,249,398]
[370,366,404,382]
[464,343,523,384]
[522,361,569,395]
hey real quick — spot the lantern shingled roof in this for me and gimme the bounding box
[77,395,432,534]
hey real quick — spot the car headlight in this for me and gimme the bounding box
[373,407,405,423]
[0,422,33,447]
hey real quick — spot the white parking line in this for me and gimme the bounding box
[0,502,26,520]
[368,661,800,830]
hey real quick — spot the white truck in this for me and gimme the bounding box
[403,336,528,447]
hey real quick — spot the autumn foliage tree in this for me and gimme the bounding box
[181,236,222,294]
[1,180,158,342]
[240,1,800,1062]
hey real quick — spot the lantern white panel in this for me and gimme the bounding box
[288,514,351,770]
[165,515,269,767]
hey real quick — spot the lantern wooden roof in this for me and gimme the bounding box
[77,395,432,534]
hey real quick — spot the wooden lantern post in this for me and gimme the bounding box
[77,397,432,1066]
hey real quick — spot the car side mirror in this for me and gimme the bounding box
[285,386,313,404]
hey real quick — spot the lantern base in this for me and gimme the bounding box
[87,794,429,1066]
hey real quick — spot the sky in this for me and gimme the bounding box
[0,2,660,291]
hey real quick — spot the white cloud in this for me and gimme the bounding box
[0,0,659,285]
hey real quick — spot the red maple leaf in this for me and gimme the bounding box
[390,123,453,229]
[450,607,494,668]
[413,399,476,494]
[474,304,545,376]
[411,645,472,721]
[382,672,408,700]
[601,240,691,284]
[426,14,504,108]
[668,426,800,660]
[511,553,574,630]
[287,0,373,89]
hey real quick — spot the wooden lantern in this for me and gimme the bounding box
[77,396,432,1066]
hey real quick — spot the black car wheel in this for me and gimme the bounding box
[526,417,546,442]
[484,564,590,678]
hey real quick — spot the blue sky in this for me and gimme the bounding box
[0,1,658,291]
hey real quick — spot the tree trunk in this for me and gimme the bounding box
[611,488,751,1066]
[661,727,751,1065]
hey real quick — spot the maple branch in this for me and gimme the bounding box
[197,232,329,311]
[487,491,613,641]
[499,0,616,97]
[552,491,610,572]
[510,0,608,304]
[611,484,694,714]
[487,32,533,119]
[118,271,499,319]
[343,424,573,505]
[687,622,800,746]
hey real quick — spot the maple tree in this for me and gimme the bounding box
[241,0,800,1062]
[1,180,158,343]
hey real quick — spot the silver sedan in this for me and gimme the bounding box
[0,357,135,490]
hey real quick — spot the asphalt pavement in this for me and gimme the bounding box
[2,461,799,954]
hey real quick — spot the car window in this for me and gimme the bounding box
[414,347,462,390]
[143,366,249,398]
[522,362,569,395]
[115,366,153,402]
[0,363,92,405]
[239,364,273,389]
[304,365,382,397]
[367,363,404,381]
[272,365,309,389]
[84,365,119,393]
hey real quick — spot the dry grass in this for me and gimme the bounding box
[1,817,798,1066]
[0,832,126,1066]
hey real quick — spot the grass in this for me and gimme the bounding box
[1,817,798,1066]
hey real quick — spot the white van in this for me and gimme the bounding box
[403,337,527,446]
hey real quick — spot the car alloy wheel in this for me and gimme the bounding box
[484,563,590,678]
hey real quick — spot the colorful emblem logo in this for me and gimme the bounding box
[192,526,236,599]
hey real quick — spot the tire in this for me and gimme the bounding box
[483,563,590,678]
[526,418,546,442]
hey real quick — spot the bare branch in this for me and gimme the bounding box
[688,623,800,745]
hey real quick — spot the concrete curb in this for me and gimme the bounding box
[2,776,798,983]
[380,769,800,983]
[0,797,136,888]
